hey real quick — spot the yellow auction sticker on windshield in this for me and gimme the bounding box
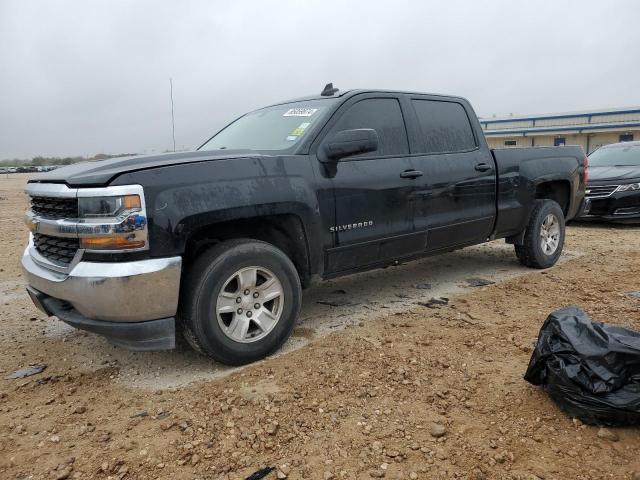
[285,122,311,141]
[291,122,311,136]
[283,108,318,117]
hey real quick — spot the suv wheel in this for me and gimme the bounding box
[515,199,565,269]
[180,239,301,365]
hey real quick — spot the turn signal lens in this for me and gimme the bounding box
[123,195,141,210]
[80,236,146,250]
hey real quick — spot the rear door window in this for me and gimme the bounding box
[330,98,409,158]
[411,100,477,154]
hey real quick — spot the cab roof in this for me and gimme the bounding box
[265,88,468,108]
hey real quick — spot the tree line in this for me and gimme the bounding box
[0,153,137,167]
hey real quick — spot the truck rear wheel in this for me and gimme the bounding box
[515,199,565,269]
[180,239,301,365]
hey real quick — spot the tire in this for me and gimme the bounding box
[179,239,301,365]
[515,199,565,269]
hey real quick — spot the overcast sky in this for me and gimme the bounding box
[1,0,639,159]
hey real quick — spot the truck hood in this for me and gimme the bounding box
[28,149,263,187]
[588,165,640,183]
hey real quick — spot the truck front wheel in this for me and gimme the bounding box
[179,239,301,365]
[515,199,565,269]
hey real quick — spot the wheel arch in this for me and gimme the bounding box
[506,181,570,246]
[182,213,312,288]
[534,179,571,217]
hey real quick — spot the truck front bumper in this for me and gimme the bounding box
[22,247,182,351]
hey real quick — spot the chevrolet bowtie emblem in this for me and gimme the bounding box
[25,216,40,233]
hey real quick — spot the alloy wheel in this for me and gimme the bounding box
[540,213,561,255]
[215,266,284,343]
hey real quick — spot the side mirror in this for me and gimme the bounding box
[323,128,378,161]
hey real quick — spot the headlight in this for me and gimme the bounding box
[615,183,640,193]
[76,186,148,252]
[78,195,141,218]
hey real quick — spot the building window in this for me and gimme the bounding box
[619,134,634,142]
[554,137,566,146]
[504,140,517,146]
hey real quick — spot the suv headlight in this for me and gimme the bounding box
[615,183,640,193]
[76,186,148,252]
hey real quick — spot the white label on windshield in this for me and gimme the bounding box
[283,108,318,117]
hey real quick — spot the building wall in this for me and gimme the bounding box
[485,130,638,153]
[485,135,589,150]
[482,110,640,131]
[481,107,640,154]
[587,132,631,152]
[535,116,590,127]
[531,135,587,150]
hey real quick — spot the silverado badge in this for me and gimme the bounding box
[329,220,374,233]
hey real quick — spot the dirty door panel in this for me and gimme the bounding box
[323,97,422,273]
[408,98,496,250]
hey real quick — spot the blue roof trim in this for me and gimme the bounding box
[481,109,640,125]
[483,122,640,136]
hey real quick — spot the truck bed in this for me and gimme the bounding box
[490,146,587,239]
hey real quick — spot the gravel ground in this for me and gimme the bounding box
[1,173,639,480]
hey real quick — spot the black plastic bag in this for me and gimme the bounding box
[524,306,640,426]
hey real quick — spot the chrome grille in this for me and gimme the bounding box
[585,185,619,198]
[30,195,78,219]
[33,233,80,265]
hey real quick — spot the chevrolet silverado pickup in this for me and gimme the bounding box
[22,85,587,365]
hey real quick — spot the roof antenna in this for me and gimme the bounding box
[169,78,176,152]
[321,82,339,96]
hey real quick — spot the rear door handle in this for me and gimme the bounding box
[400,170,423,179]
[475,163,492,172]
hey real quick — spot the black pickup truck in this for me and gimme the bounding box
[22,85,587,365]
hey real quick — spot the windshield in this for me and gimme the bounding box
[589,144,640,167]
[198,99,336,152]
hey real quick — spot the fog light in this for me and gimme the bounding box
[614,207,640,216]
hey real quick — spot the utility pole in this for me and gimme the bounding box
[170,78,176,152]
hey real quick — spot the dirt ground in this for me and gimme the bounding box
[1,173,639,480]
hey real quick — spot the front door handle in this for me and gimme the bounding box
[400,169,423,179]
[475,163,492,172]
